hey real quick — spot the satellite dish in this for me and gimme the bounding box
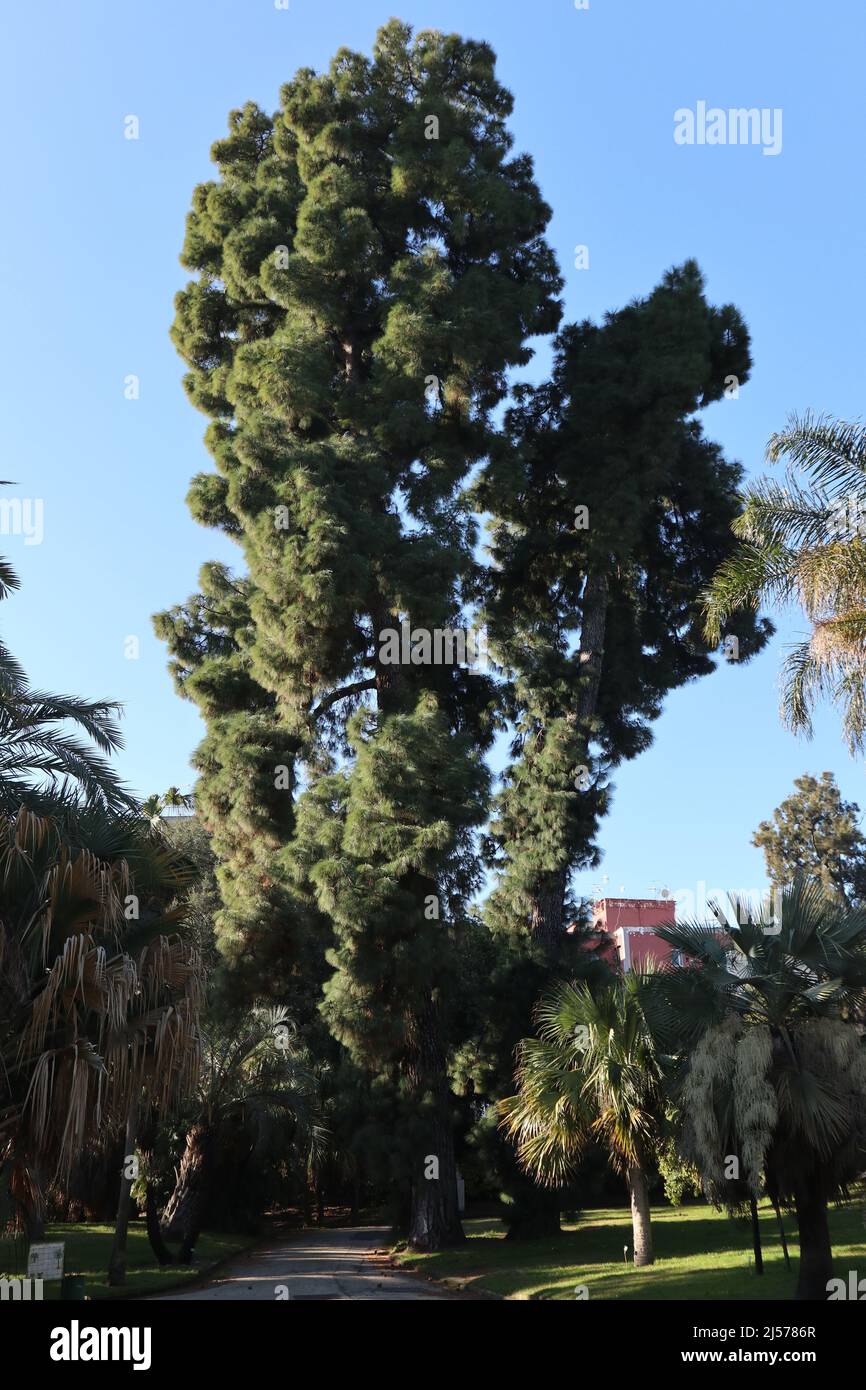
[660,887,670,899]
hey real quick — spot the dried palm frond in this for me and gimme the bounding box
[2,805,205,1208]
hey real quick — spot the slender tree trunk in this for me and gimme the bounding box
[626,1161,654,1267]
[773,1199,791,1270]
[794,1185,833,1300]
[405,996,464,1252]
[107,1089,140,1286]
[317,1184,325,1225]
[749,1196,764,1274]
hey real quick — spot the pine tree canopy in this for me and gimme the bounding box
[475,260,772,942]
[753,771,866,908]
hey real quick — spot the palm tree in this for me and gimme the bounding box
[499,973,664,1266]
[161,787,193,816]
[0,554,133,814]
[141,789,194,825]
[103,825,205,1285]
[652,880,866,1300]
[704,412,866,753]
[161,1007,323,1257]
[0,806,203,1245]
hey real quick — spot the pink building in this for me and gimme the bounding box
[571,897,681,972]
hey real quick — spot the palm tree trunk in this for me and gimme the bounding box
[794,1184,833,1300]
[107,1088,140,1286]
[144,1183,174,1266]
[626,1161,654,1267]
[161,1122,213,1249]
[20,1158,46,1241]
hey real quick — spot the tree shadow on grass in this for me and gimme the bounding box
[529,1255,866,1302]
[530,1261,800,1302]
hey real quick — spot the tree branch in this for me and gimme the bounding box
[311,679,376,721]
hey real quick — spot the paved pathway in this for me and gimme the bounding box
[152,1225,456,1301]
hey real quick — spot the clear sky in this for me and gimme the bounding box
[2,0,865,905]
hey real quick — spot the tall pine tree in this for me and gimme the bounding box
[158,21,561,1249]
[476,261,772,948]
[462,264,773,1237]
[753,771,866,907]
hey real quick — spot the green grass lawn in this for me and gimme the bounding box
[1,1222,250,1300]
[394,1199,866,1300]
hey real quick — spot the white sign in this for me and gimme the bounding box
[27,1242,64,1281]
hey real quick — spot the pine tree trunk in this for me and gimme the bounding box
[514,570,609,1234]
[406,997,465,1251]
[161,1122,213,1249]
[794,1185,833,1300]
[529,867,569,947]
[626,1161,654,1267]
[107,1089,140,1286]
[373,614,463,1251]
[529,568,609,944]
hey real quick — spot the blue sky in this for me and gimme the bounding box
[2,0,865,904]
